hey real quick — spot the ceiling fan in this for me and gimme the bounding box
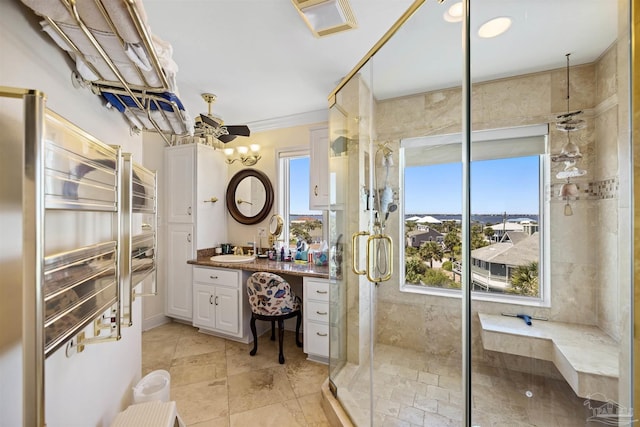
[194,93,250,143]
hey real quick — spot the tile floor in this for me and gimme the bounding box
[143,323,605,427]
[332,344,599,427]
[141,321,331,427]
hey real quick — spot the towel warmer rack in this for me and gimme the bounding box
[20,0,192,145]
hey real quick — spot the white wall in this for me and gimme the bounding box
[1,2,144,426]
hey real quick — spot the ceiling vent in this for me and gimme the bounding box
[291,0,357,37]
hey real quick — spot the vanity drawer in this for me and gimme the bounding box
[306,301,329,323]
[305,279,329,302]
[193,267,239,287]
[305,321,329,357]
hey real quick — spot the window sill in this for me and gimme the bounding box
[400,283,550,307]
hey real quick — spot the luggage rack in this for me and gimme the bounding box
[20,0,192,145]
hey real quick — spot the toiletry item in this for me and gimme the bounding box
[280,247,285,261]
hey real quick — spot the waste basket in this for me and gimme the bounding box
[133,370,170,403]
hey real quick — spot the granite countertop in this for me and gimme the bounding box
[188,248,329,279]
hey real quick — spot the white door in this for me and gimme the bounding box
[165,223,194,320]
[165,145,195,223]
[192,283,214,328]
[214,286,239,335]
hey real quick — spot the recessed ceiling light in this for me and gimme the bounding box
[478,17,512,38]
[443,2,463,23]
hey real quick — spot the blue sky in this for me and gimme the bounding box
[405,156,540,214]
[290,156,318,215]
[290,155,540,215]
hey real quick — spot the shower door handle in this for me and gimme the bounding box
[366,234,393,283]
[351,231,369,276]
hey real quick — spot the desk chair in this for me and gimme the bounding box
[246,272,302,364]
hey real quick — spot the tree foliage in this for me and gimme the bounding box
[418,241,443,268]
[405,257,427,284]
[508,261,539,296]
[290,219,322,243]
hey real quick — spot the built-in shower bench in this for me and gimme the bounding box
[478,313,618,400]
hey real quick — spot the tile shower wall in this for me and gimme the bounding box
[369,41,628,373]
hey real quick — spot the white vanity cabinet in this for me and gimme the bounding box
[165,144,227,321]
[309,126,329,210]
[192,266,256,342]
[303,277,329,363]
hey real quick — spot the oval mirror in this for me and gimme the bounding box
[226,168,274,225]
[268,214,283,238]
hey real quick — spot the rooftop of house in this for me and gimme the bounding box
[472,232,539,266]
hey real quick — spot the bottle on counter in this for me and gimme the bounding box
[280,246,285,262]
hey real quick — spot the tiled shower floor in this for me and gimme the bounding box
[332,344,598,427]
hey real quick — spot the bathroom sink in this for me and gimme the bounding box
[209,254,256,263]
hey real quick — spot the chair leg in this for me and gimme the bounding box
[249,316,258,356]
[277,319,285,364]
[295,311,303,348]
[270,320,276,341]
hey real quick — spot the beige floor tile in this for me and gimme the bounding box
[227,365,297,414]
[297,393,331,426]
[173,332,227,359]
[188,417,230,427]
[286,358,329,398]
[169,350,228,387]
[172,378,229,426]
[229,399,307,427]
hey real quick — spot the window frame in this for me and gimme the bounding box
[398,125,551,307]
[275,146,327,250]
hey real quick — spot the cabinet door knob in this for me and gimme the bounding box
[210,275,218,279]
[314,185,318,196]
[316,290,327,294]
[316,311,327,315]
[187,234,192,242]
[187,206,192,215]
[209,295,213,305]
[316,332,328,337]
[215,296,219,305]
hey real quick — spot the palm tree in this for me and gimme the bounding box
[509,261,539,296]
[418,241,443,268]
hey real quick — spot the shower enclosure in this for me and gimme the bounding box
[326,0,634,425]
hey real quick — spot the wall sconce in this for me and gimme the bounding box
[224,144,261,166]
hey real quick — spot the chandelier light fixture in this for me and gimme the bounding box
[224,144,261,166]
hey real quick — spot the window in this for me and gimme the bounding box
[276,148,324,256]
[400,125,549,305]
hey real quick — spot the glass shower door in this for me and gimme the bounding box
[327,2,465,425]
[468,1,634,426]
[327,1,634,426]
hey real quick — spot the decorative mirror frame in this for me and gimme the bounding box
[226,168,274,225]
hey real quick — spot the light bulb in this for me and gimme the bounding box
[237,146,249,155]
[250,144,260,153]
[223,148,234,156]
[478,17,512,38]
[444,2,463,22]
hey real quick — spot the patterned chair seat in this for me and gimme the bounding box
[246,272,302,364]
